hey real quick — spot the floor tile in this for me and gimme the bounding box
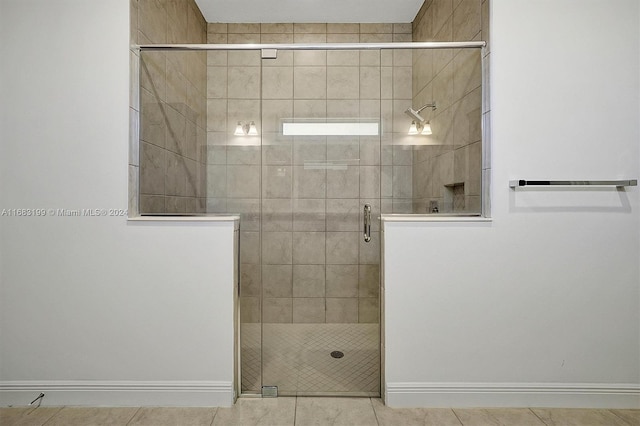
[453,408,545,426]
[3,401,638,426]
[371,398,461,425]
[128,407,217,426]
[259,323,379,394]
[43,407,139,426]
[0,407,63,426]
[212,397,295,426]
[531,408,633,426]
[294,397,378,426]
[610,409,640,425]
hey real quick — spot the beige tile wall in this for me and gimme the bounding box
[207,23,414,325]
[132,0,208,214]
[411,0,489,214]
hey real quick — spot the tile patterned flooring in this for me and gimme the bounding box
[242,323,379,395]
[1,399,638,426]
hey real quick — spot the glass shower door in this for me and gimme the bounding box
[257,48,382,396]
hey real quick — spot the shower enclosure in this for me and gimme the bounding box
[136,40,486,397]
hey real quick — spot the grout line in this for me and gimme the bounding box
[209,406,218,426]
[529,407,550,426]
[293,396,298,425]
[39,405,65,426]
[369,397,382,426]
[451,408,465,426]
[125,406,142,426]
[607,409,634,426]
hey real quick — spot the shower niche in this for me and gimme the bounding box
[136,37,486,396]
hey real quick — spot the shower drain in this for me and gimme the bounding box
[330,351,344,359]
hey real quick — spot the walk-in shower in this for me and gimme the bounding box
[135,38,487,397]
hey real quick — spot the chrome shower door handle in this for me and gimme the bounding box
[363,204,371,243]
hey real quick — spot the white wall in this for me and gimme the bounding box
[0,0,236,406]
[384,0,640,408]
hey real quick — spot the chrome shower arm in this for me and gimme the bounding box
[404,102,437,122]
[415,102,437,113]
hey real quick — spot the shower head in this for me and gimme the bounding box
[404,102,437,123]
[404,108,426,122]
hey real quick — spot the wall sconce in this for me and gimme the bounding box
[234,121,258,136]
[408,121,419,135]
[404,102,436,136]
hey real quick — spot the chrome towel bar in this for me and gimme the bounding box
[510,179,638,188]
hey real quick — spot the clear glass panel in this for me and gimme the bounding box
[154,48,265,394]
[384,48,483,215]
[259,49,381,396]
[138,50,208,214]
[207,50,265,394]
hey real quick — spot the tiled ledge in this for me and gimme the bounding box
[381,214,492,223]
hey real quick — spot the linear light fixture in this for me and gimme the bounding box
[282,120,379,136]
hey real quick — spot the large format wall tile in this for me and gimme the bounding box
[228,165,260,198]
[293,167,326,199]
[228,67,261,98]
[359,298,379,323]
[326,232,360,265]
[140,142,166,195]
[327,199,360,231]
[262,67,294,99]
[293,265,326,297]
[294,67,328,99]
[263,298,293,323]
[327,67,360,99]
[326,265,359,297]
[263,198,293,231]
[262,265,293,297]
[293,298,326,323]
[136,0,207,213]
[264,165,293,198]
[293,232,326,264]
[293,138,327,165]
[293,198,326,231]
[326,298,358,323]
[262,232,293,264]
[327,166,360,199]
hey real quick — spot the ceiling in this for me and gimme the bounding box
[194,0,425,23]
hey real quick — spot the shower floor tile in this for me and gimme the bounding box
[241,323,380,395]
[240,323,262,393]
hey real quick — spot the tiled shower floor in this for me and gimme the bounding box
[241,323,380,396]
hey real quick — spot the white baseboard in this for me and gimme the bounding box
[385,382,640,408]
[0,381,234,407]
